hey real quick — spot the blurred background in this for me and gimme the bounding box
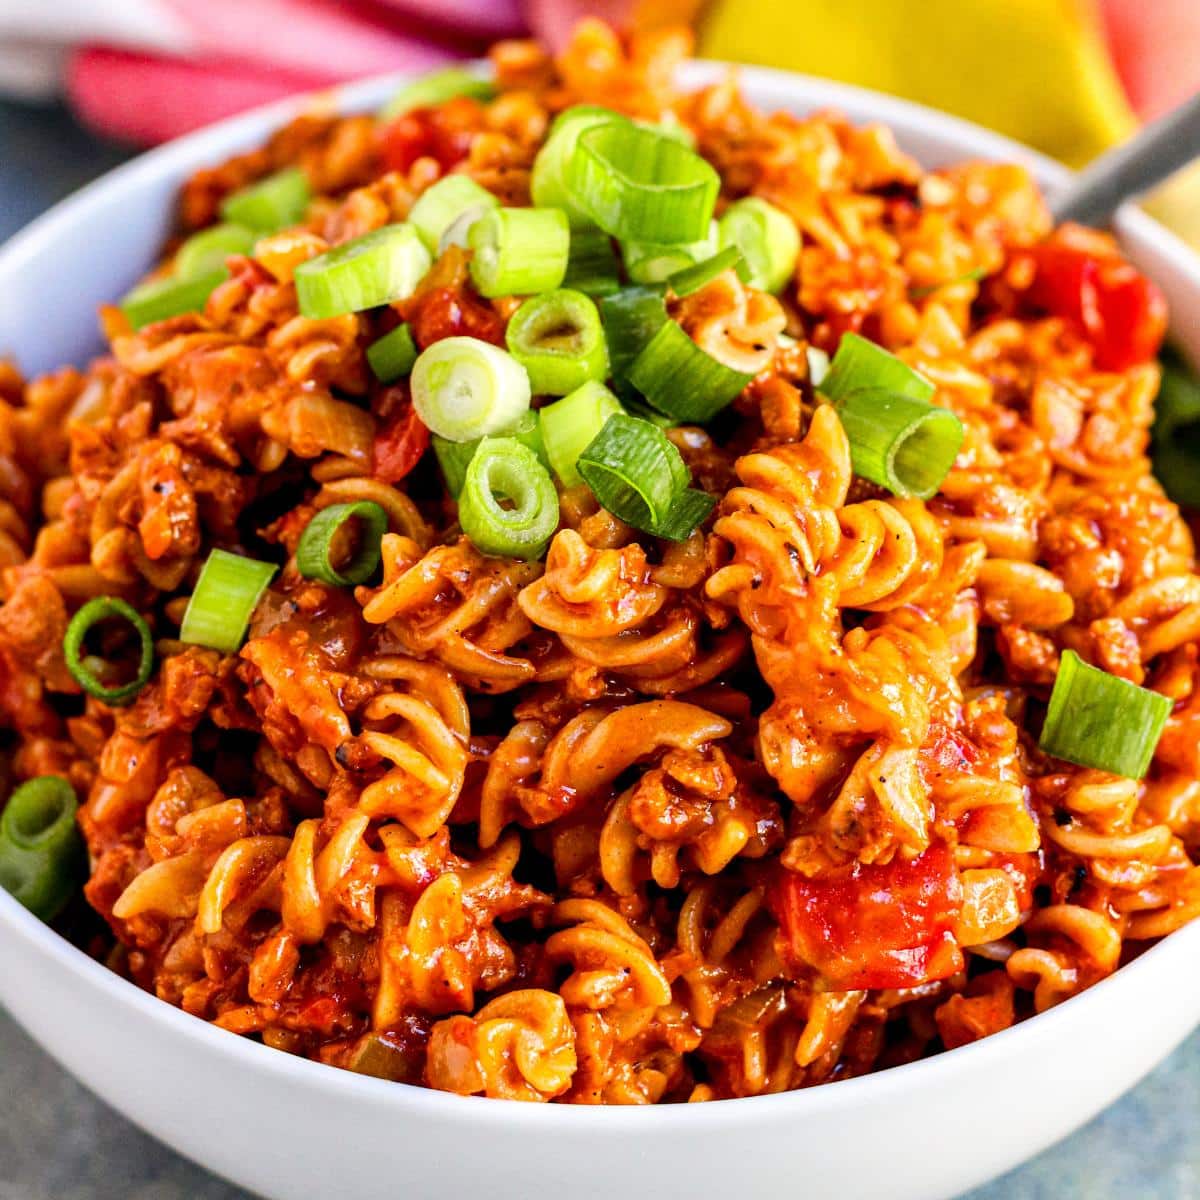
[1,1,1199,1197]
[4,0,1200,243]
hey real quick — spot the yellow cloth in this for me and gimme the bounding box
[694,0,1200,246]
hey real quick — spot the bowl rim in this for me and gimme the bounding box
[3,58,1199,1129]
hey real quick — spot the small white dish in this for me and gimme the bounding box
[2,63,1199,1200]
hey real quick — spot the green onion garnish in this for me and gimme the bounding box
[567,122,720,245]
[378,67,495,122]
[599,285,669,389]
[119,270,228,331]
[577,413,714,541]
[622,221,718,285]
[540,381,625,487]
[820,331,934,404]
[63,597,154,706]
[295,224,431,320]
[410,336,531,441]
[366,323,418,383]
[434,410,547,498]
[180,549,277,654]
[0,776,83,922]
[668,245,748,298]
[296,501,388,587]
[832,388,964,500]
[408,174,498,255]
[563,227,621,297]
[818,333,963,499]
[175,223,256,278]
[457,437,560,560]
[468,206,569,299]
[1151,352,1200,509]
[530,105,627,227]
[220,167,311,232]
[505,289,609,396]
[717,196,799,294]
[628,320,753,423]
[1040,650,1172,779]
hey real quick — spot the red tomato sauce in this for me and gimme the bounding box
[770,843,965,990]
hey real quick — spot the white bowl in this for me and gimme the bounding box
[2,63,1199,1200]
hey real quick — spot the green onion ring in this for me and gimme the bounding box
[566,121,720,244]
[220,167,311,232]
[1040,650,1173,779]
[457,437,560,560]
[179,549,278,655]
[468,207,570,299]
[297,501,389,587]
[63,597,154,706]
[0,776,83,922]
[505,289,609,396]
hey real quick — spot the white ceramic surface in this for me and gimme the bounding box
[2,63,1200,1200]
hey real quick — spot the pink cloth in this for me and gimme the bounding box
[68,0,525,144]
[62,0,1200,146]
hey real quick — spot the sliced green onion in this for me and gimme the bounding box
[63,597,153,706]
[817,334,960,499]
[650,487,718,541]
[1152,352,1200,509]
[296,501,388,587]
[0,776,83,921]
[531,105,628,227]
[540,381,625,487]
[180,549,277,654]
[717,197,799,294]
[628,320,753,423]
[567,122,720,244]
[220,167,311,232]
[295,223,431,319]
[819,332,935,405]
[563,228,621,297]
[458,437,559,560]
[668,245,748,298]
[831,388,964,500]
[505,289,608,395]
[577,413,713,541]
[379,67,495,122]
[468,207,569,298]
[408,175,499,254]
[411,336,531,441]
[434,410,547,498]
[119,269,228,331]
[175,223,256,277]
[367,323,418,383]
[599,285,669,388]
[1040,650,1172,779]
[622,221,718,285]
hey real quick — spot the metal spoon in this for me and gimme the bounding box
[1052,92,1200,226]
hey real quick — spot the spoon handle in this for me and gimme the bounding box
[1052,92,1200,226]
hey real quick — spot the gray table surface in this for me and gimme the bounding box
[0,96,1197,1200]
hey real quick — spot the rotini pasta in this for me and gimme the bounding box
[0,17,1196,1108]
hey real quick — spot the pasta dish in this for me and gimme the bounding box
[0,20,1197,1104]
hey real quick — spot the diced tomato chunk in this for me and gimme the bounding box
[408,286,505,348]
[372,390,430,483]
[769,842,964,990]
[378,102,478,175]
[1026,227,1167,371]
